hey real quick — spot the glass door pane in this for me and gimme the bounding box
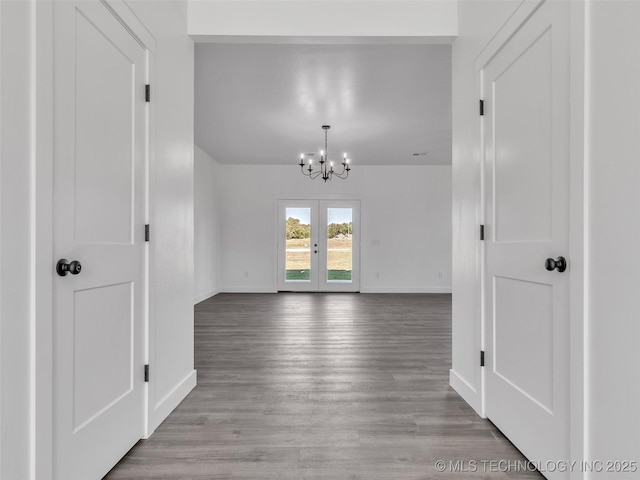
[326,208,353,282]
[278,200,319,292]
[318,200,360,292]
[285,207,312,282]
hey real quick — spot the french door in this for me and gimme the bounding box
[277,200,360,292]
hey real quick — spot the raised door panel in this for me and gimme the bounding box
[493,28,553,243]
[75,9,136,245]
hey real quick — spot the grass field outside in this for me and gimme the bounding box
[285,237,352,281]
[286,270,353,281]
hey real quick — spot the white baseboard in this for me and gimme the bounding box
[194,289,219,305]
[217,287,452,294]
[145,369,197,438]
[221,286,278,293]
[360,287,452,294]
[449,368,484,417]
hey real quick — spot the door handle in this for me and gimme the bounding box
[57,259,82,276]
[545,256,567,273]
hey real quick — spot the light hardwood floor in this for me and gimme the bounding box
[105,293,541,479]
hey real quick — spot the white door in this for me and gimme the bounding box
[53,2,147,479]
[277,200,360,292]
[482,2,569,478]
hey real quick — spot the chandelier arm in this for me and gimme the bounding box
[307,169,324,180]
[300,165,312,177]
[330,163,347,177]
[300,167,322,180]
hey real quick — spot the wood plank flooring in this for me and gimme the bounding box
[105,293,541,479]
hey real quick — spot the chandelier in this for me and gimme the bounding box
[299,125,351,182]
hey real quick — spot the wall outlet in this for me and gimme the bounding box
[243,271,249,278]
[375,271,380,279]
[438,271,444,278]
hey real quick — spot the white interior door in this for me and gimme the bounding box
[53,2,147,479]
[483,2,570,478]
[278,200,360,292]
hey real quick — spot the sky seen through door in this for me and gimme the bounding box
[287,207,353,225]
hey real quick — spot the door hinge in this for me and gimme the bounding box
[479,99,484,116]
[480,224,485,241]
[145,224,150,242]
[144,364,150,382]
[480,351,485,367]
[145,84,151,102]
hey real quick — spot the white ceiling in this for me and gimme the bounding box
[194,43,451,166]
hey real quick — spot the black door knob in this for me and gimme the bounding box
[57,259,82,276]
[545,256,567,273]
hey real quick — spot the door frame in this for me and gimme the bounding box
[275,194,362,293]
[474,0,586,476]
[34,2,156,479]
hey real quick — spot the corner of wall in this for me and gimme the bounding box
[449,369,483,416]
[145,370,197,438]
[194,289,220,305]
